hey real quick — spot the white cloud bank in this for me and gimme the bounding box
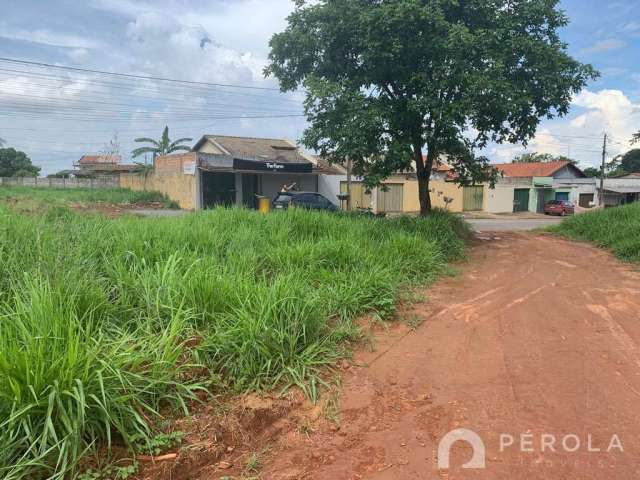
[489,89,640,168]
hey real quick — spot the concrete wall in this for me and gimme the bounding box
[260,173,318,201]
[120,153,198,210]
[428,180,464,212]
[484,185,515,213]
[0,177,119,188]
[318,174,345,206]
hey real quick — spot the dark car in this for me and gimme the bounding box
[544,200,575,216]
[273,191,338,211]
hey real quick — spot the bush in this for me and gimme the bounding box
[551,203,640,262]
[0,206,467,478]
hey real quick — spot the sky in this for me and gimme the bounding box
[0,0,639,175]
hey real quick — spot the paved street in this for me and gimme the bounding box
[466,217,564,231]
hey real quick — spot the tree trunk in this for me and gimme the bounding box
[414,142,434,216]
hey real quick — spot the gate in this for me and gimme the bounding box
[340,181,372,209]
[513,189,530,212]
[376,183,404,213]
[463,186,484,211]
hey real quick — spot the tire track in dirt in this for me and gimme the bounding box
[263,232,640,479]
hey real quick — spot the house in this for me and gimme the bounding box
[319,158,484,214]
[74,155,138,178]
[488,161,586,213]
[121,135,341,210]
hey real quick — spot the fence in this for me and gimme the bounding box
[0,177,119,188]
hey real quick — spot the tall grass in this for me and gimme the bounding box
[551,203,640,262]
[0,185,177,209]
[0,205,468,478]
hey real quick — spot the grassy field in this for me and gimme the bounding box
[552,203,640,262]
[0,185,178,211]
[0,197,468,479]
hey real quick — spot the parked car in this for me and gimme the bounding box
[273,191,339,211]
[544,200,575,216]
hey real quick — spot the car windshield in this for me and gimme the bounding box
[275,194,293,203]
[548,200,562,205]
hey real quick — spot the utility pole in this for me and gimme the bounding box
[346,157,353,211]
[599,133,607,207]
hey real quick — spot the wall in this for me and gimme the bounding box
[259,173,318,201]
[0,177,119,188]
[120,153,198,210]
[484,185,515,213]
[319,174,345,206]
[427,180,465,212]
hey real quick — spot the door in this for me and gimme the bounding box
[341,181,372,209]
[202,172,236,208]
[377,184,404,213]
[579,193,594,208]
[513,189,530,212]
[555,192,570,202]
[537,190,546,213]
[463,186,484,211]
[242,174,259,208]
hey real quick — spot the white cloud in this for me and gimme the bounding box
[0,25,100,49]
[622,21,640,32]
[581,39,626,55]
[489,90,640,168]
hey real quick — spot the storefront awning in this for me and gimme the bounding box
[233,158,313,173]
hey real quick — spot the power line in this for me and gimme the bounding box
[0,57,282,92]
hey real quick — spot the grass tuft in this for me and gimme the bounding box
[550,203,640,262]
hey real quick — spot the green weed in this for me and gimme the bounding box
[0,204,466,478]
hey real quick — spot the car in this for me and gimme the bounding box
[273,191,339,211]
[544,200,575,216]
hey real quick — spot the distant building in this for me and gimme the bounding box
[121,135,341,210]
[74,155,138,178]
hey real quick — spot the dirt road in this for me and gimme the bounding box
[265,233,640,479]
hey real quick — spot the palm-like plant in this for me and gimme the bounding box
[132,126,192,159]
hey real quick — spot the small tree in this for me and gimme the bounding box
[632,131,639,145]
[101,131,122,162]
[266,0,597,215]
[0,148,40,177]
[132,126,192,160]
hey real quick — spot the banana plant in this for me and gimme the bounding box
[132,126,192,159]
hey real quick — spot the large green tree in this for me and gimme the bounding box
[132,126,192,159]
[619,149,640,174]
[0,148,41,177]
[266,0,597,214]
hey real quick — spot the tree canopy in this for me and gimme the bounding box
[582,167,600,178]
[619,149,640,174]
[266,0,597,214]
[512,152,577,164]
[0,148,41,177]
[132,126,192,159]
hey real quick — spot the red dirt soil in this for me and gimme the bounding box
[141,232,640,479]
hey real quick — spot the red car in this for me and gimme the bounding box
[544,200,575,216]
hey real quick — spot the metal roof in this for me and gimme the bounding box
[604,186,640,194]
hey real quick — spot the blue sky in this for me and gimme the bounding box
[0,0,638,174]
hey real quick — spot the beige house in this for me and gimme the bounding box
[121,135,340,210]
[321,160,485,214]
